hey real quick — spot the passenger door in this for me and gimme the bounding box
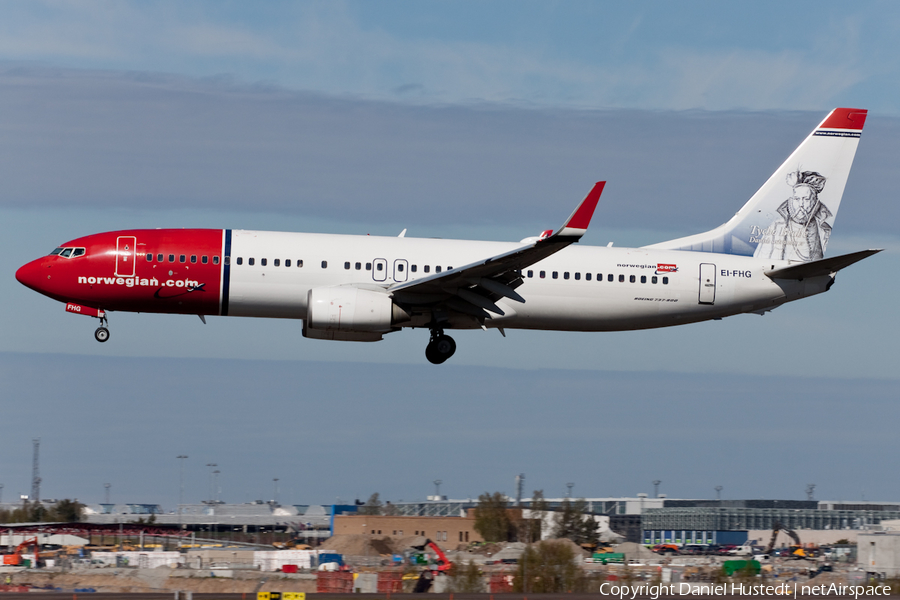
[393,259,408,282]
[372,258,387,282]
[115,235,137,277]
[699,263,716,304]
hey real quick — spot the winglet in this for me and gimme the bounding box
[553,182,605,239]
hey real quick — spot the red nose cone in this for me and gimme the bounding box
[16,259,44,292]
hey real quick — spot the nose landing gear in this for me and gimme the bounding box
[94,315,110,343]
[425,329,456,364]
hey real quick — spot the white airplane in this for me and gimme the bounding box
[16,108,879,363]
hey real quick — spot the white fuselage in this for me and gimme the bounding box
[226,230,822,331]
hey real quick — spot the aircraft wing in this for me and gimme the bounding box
[388,182,604,317]
[765,248,882,280]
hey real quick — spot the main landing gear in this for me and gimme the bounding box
[94,315,110,343]
[425,329,456,365]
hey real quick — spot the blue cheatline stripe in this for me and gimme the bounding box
[222,229,232,316]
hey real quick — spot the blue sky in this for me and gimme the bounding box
[1,1,899,507]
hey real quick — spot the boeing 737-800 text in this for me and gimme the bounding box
[16,108,880,363]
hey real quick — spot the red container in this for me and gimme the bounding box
[489,572,514,593]
[377,570,403,594]
[281,564,298,573]
[317,571,353,593]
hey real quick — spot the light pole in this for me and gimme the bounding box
[714,486,723,501]
[652,480,661,498]
[273,478,280,505]
[213,470,221,503]
[104,483,111,504]
[206,463,217,503]
[177,455,188,526]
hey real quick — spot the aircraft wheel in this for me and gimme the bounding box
[434,334,456,359]
[425,341,442,364]
[94,327,110,343]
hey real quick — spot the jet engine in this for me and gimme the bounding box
[306,286,407,334]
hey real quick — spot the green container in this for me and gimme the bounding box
[723,560,761,576]
[593,553,625,564]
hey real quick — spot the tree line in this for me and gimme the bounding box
[0,499,84,523]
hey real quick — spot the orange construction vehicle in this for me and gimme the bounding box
[2,537,39,566]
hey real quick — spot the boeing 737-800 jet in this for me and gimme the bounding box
[16,108,880,364]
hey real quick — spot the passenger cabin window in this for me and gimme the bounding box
[321,261,327,268]
[424,266,430,273]
[365,262,371,270]
[552,271,558,279]
[411,264,417,272]
[575,272,580,280]
[641,275,646,283]
[436,266,442,273]
[619,274,625,282]
[663,277,669,284]
[261,258,267,266]
[191,255,197,263]
[356,262,362,270]
[652,276,657,284]
[249,258,255,266]
[344,262,350,270]
[586,273,591,281]
[236,257,243,265]
[607,274,613,282]
[376,263,383,271]
[564,272,570,280]
[168,254,175,262]
[179,255,186,263]
[398,264,404,272]
[630,275,636,283]
[274,259,280,267]
[157,254,164,262]
[540,270,545,278]
[284,259,290,267]
[202,256,208,264]
[527,270,533,278]
[146,253,153,261]
[297,260,303,267]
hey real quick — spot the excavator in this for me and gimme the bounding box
[1,538,39,566]
[765,522,809,559]
[411,539,453,593]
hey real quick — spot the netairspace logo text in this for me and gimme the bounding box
[598,582,891,598]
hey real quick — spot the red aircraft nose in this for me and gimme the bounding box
[16,259,46,293]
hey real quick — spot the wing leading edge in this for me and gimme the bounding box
[389,182,605,319]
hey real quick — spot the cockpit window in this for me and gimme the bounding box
[53,247,86,258]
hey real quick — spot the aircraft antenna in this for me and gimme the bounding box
[515,474,524,506]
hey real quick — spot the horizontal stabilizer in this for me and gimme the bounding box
[765,249,882,280]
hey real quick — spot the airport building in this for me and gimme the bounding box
[9,495,900,546]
